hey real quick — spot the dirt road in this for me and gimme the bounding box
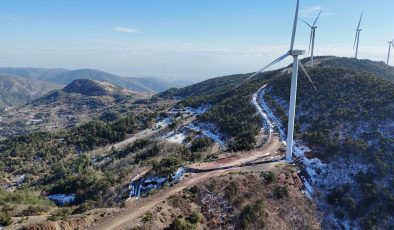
[90,116,196,155]
[88,136,282,230]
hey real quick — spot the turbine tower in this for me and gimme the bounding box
[387,39,394,65]
[303,11,322,67]
[237,0,316,162]
[354,12,363,59]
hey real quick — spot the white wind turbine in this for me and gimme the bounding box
[237,0,316,162]
[302,11,322,67]
[387,39,394,65]
[354,12,363,59]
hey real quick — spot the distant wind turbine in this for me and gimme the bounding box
[353,12,363,59]
[302,10,322,67]
[387,39,394,65]
[237,0,316,162]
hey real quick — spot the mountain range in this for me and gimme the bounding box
[0,67,192,108]
[0,57,393,229]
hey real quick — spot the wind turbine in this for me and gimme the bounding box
[237,0,316,162]
[302,10,322,67]
[387,39,394,65]
[354,12,363,59]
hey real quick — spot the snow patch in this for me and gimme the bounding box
[165,132,187,144]
[47,194,76,206]
[253,85,326,197]
[186,123,225,147]
[155,118,171,129]
[129,167,186,198]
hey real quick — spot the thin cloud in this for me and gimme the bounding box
[300,6,333,19]
[112,26,141,34]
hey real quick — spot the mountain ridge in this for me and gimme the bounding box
[0,75,61,108]
[0,67,188,93]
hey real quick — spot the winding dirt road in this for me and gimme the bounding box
[88,135,282,230]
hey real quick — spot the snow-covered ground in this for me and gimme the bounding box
[186,123,225,147]
[185,105,210,115]
[155,117,171,129]
[164,132,187,144]
[16,174,25,186]
[253,85,325,198]
[129,167,187,198]
[47,194,76,206]
[253,85,286,139]
[253,85,385,229]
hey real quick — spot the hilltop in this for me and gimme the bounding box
[313,56,394,83]
[62,79,125,96]
[0,79,148,138]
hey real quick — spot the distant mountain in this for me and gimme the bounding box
[0,75,60,108]
[0,67,182,93]
[34,79,134,106]
[62,79,124,96]
[1,79,143,137]
[0,67,68,80]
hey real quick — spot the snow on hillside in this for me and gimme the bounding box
[129,167,186,198]
[164,132,187,144]
[186,123,225,147]
[253,85,326,198]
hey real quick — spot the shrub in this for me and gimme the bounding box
[0,212,13,226]
[165,218,195,230]
[186,211,202,224]
[47,208,71,221]
[240,199,265,229]
[190,137,212,152]
[262,171,276,184]
[274,186,289,199]
[142,212,153,223]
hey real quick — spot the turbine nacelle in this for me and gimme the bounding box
[289,50,306,56]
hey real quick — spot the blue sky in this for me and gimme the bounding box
[0,0,393,81]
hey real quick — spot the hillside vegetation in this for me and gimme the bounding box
[315,56,394,83]
[265,66,394,229]
[0,79,151,138]
[161,57,394,229]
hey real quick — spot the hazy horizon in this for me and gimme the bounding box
[0,0,393,81]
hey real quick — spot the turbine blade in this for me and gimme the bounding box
[312,10,322,26]
[302,20,312,28]
[353,32,358,50]
[357,11,363,30]
[299,61,317,91]
[236,53,290,88]
[290,0,300,51]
